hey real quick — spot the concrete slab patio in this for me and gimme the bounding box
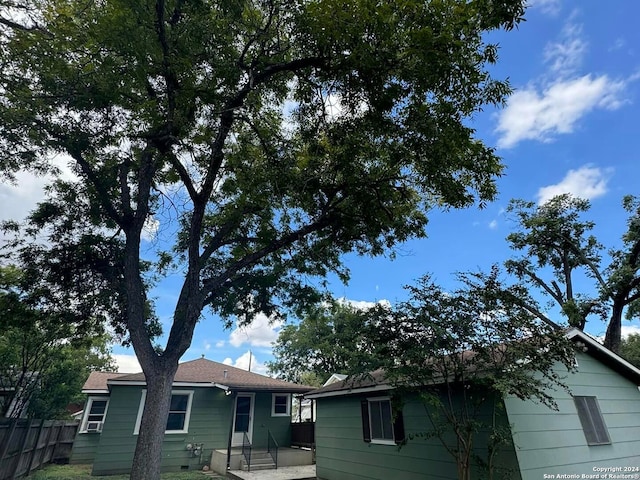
[226,465,316,480]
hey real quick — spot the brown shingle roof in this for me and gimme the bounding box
[82,372,131,392]
[88,358,312,393]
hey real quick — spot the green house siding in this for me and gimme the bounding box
[70,394,111,465]
[315,392,520,480]
[73,386,296,475]
[87,385,235,475]
[249,391,292,449]
[505,351,640,480]
[70,432,101,465]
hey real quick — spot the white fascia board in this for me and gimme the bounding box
[305,384,393,399]
[566,328,640,377]
[107,380,217,388]
[107,381,147,386]
[82,389,110,394]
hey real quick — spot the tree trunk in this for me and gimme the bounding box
[604,302,624,354]
[129,361,179,480]
[456,433,473,480]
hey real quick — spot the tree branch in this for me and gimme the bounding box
[70,152,124,226]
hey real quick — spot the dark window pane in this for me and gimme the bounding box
[170,394,188,412]
[274,395,288,414]
[235,414,250,432]
[369,400,394,441]
[380,400,393,440]
[90,400,107,415]
[87,400,108,423]
[370,401,383,439]
[166,413,185,431]
[236,396,251,413]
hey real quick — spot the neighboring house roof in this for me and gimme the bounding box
[82,372,131,394]
[84,358,313,393]
[306,369,389,399]
[306,328,640,399]
[323,373,348,386]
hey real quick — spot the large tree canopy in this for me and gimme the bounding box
[0,0,526,477]
[504,194,640,352]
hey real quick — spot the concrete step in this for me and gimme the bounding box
[240,452,277,471]
[242,462,277,471]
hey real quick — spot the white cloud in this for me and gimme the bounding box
[141,216,160,242]
[228,313,283,348]
[496,74,627,149]
[544,20,587,77]
[536,166,610,204]
[495,13,637,150]
[489,220,498,230]
[336,297,391,310]
[113,354,141,373]
[526,0,561,16]
[215,340,225,348]
[223,351,268,375]
[622,324,640,339]
[0,157,76,225]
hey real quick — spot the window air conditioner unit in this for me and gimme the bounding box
[86,421,103,432]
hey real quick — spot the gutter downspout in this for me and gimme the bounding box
[226,391,237,471]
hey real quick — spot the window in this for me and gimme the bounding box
[272,394,291,416]
[134,390,193,434]
[81,397,109,433]
[361,397,404,445]
[574,396,611,445]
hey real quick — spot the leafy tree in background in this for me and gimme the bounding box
[602,195,640,352]
[504,194,640,352]
[0,0,527,476]
[0,266,115,419]
[26,337,116,420]
[267,300,379,383]
[619,334,640,368]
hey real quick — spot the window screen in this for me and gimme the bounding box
[573,396,610,445]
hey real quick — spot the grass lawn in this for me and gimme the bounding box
[29,464,225,479]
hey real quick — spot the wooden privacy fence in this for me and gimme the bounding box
[290,422,314,448]
[0,419,79,480]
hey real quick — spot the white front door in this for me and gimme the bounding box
[232,394,254,446]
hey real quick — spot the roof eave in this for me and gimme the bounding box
[305,384,394,399]
[566,328,640,384]
[228,386,314,393]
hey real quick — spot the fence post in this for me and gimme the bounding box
[50,421,64,463]
[0,419,18,466]
[27,419,46,475]
[10,419,33,479]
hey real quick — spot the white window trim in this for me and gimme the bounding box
[134,390,194,435]
[367,396,396,445]
[80,396,110,433]
[271,393,291,417]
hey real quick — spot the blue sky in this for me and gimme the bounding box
[2,0,640,375]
